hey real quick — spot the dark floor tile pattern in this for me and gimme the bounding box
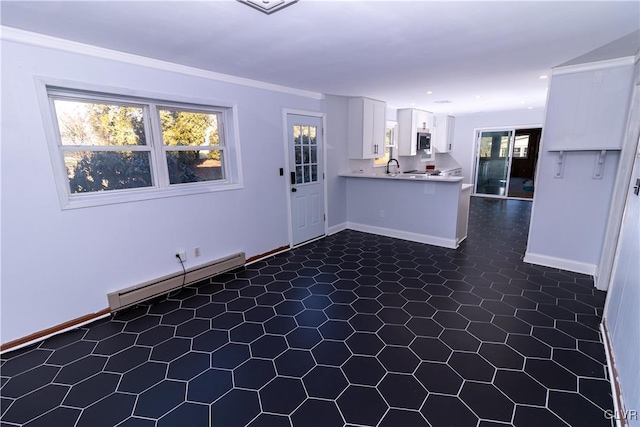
[1,198,614,426]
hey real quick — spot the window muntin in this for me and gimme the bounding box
[46,87,239,208]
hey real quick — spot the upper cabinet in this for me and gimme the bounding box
[397,108,432,156]
[348,97,387,159]
[432,114,455,153]
[544,67,634,151]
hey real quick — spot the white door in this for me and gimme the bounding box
[288,114,325,246]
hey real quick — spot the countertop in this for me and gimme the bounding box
[339,172,464,183]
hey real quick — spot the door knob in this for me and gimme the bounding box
[291,187,297,192]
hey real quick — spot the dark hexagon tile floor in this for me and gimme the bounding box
[1,198,615,426]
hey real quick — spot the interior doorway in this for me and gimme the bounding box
[507,128,542,199]
[473,127,542,200]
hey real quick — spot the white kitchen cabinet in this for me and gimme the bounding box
[433,114,455,153]
[348,97,387,159]
[397,108,432,156]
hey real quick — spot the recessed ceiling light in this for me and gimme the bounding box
[237,0,298,14]
[426,91,433,95]
[539,75,549,79]
[520,101,526,104]
[475,95,481,99]
[527,106,533,109]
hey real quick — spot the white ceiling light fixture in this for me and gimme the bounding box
[237,0,299,14]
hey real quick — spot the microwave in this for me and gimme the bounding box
[417,131,432,150]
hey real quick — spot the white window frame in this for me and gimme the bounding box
[373,120,397,168]
[36,79,243,210]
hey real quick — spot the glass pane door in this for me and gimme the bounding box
[474,130,513,196]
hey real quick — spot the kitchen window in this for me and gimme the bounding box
[44,86,241,209]
[374,121,397,167]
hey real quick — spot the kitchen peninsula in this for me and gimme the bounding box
[339,172,472,249]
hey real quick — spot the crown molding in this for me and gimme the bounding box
[0,26,324,100]
[552,56,636,76]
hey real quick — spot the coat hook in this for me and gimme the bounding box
[593,150,607,179]
[554,151,565,179]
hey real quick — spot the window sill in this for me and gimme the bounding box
[60,182,244,210]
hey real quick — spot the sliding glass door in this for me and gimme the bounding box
[474,130,514,196]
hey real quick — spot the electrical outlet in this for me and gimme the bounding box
[194,247,201,257]
[380,210,385,218]
[176,250,186,262]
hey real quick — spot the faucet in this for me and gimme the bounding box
[386,158,400,175]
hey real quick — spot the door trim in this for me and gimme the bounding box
[282,109,327,247]
[597,82,640,291]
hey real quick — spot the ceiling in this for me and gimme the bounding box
[2,1,639,115]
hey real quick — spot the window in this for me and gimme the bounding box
[53,98,154,194]
[479,135,511,158]
[293,124,319,184]
[158,107,225,185]
[374,121,397,167]
[513,135,530,158]
[45,87,240,208]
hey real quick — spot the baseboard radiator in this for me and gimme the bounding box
[107,252,246,311]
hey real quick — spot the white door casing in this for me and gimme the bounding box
[287,114,325,246]
[598,82,640,290]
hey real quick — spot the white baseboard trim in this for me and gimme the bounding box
[524,252,597,277]
[327,223,348,235]
[346,222,458,249]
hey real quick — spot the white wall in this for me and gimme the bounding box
[451,109,545,184]
[0,39,323,344]
[526,150,620,274]
[325,95,349,230]
[526,63,634,276]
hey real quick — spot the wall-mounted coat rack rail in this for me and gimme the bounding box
[547,147,621,179]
